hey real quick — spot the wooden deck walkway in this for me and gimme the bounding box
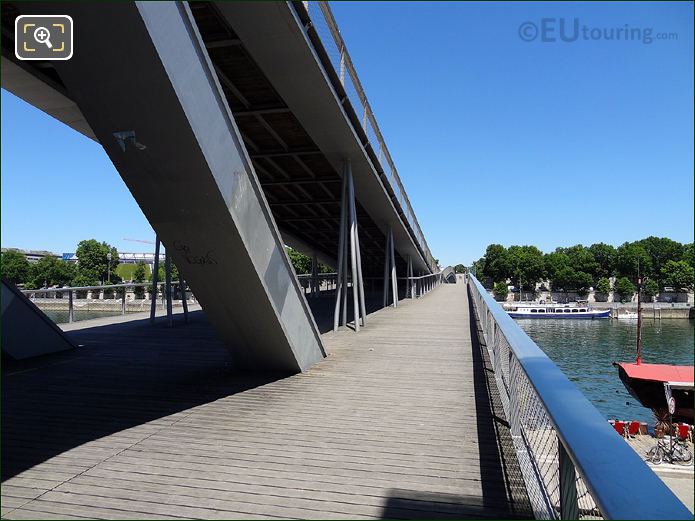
[1,283,531,519]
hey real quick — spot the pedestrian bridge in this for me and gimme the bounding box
[2,279,690,519]
[2,1,436,372]
[1,2,691,518]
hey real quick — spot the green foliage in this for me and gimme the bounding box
[642,279,660,299]
[103,281,115,299]
[155,262,179,283]
[683,243,695,271]
[133,262,147,298]
[551,266,591,294]
[115,263,150,281]
[476,237,690,298]
[615,242,652,281]
[595,277,611,296]
[574,271,593,297]
[25,257,77,289]
[76,239,119,284]
[507,245,545,288]
[544,251,570,283]
[71,272,99,298]
[660,260,694,291]
[0,250,30,285]
[638,236,684,280]
[614,277,636,300]
[286,247,312,275]
[588,243,616,279]
[559,245,600,280]
[492,281,508,301]
[453,264,466,274]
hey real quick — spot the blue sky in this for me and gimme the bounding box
[2,1,693,266]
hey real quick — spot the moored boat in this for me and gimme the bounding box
[507,303,611,319]
[614,362,694,423]
[614,278,694,424]
[618,311,639,320]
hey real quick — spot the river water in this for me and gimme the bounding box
[517,318,694,424]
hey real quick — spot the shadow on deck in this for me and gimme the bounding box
[2,285,532,519]
[2,311,279,482]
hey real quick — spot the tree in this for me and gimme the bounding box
[661,260,694,291]
[25,257,76,289]
[286,247,311,275]
[682,243,694,271]
[574,271,593,297]
[156,262,179,283]
[72,272,99,298]
[562,245,600,281]
[544,250,570,282]
[642,279,659,299]
[480,244,508,282]
[76,239,120,284]
[132,262,147,299]
[614,277,636,301]
[588,243,617,279]
[595,277,611,301]
[615,242,652,281]
[507,245,545,290]
[453,264,466,274]
[550,266,576,292]
[638,236,684,280]
[493,281,508,301]
[551,266,592,295]
[0,250,30,285]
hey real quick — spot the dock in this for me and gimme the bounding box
[2,283,532,519]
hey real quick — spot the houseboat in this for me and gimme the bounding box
[506,303,611,319]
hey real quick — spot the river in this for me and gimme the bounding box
[517,318,694,424]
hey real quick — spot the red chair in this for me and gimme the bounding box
[676,424,690,441]
[613,420,626,436]
[627,421,640,437]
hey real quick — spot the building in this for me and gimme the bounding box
[1,248,61,263]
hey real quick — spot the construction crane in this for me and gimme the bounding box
[123,237,156,245]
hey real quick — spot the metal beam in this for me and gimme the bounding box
[149,237,160,324]
[269,199,338,207]
[259,177,340,186]
[250,148,320,158]
[205,38,243,49]
[212,63,251,109]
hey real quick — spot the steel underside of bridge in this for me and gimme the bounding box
[1,1,436,372]
[1,1,429,277]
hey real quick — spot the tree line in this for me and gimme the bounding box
[470,237,694,300]
[1,240,329,290]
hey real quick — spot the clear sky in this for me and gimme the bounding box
[2,1,693,266]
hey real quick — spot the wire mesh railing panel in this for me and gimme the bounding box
[468,275,609,520]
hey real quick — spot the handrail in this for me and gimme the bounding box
[21,281,178,294]
[468,274,691,519]
[297,1,437,273]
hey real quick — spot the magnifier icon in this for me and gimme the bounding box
[33,26,53,49]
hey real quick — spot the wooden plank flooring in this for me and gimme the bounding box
[2,283,531,519]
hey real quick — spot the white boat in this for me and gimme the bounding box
[618,311,638,320]
[506,303,611,319]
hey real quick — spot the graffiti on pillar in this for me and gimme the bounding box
[173,241,218,266]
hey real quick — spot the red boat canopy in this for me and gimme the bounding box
[616,362,694,384]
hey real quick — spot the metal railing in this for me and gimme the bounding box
[297,1,437,273]
[296,272,338,296]
[467,274,691,519]
[22,282,194,324]
[401,272,443,299]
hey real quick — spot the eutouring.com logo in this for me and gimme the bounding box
[518,18,678,44]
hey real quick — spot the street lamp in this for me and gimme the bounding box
[107,252,112,283]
